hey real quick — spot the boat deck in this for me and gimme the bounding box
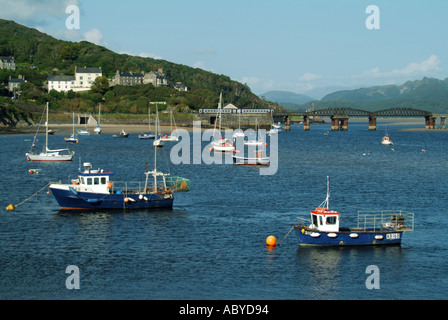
[296,210,414,232]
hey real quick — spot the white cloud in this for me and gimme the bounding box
[83,28,105,46]
[299,73,323,81]
[354,54,443,80]
[241,76,275,92]
[1,0,79,25]
[193,61,216,73]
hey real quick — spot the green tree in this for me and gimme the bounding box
[91,76,109,95]
[60,45,76,60]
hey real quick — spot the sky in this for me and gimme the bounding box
[1,0,448,98]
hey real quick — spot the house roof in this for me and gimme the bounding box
[9,78,25,83]
[120,72,144,77]
[0,56,15,62]
[48,75,76,81]
[76,66,102,74]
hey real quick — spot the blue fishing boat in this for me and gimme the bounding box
[294,177,414,246]
[49,145,189,210]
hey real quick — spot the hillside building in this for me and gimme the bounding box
[47,66,103,93]
[0,56,16,70]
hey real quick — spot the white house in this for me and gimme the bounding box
[48,66,103,93]
[75,66,102,89]
[48,75,76,93]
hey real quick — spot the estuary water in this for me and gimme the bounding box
[0,121,447,301]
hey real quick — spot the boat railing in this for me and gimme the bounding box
[109,177,190,194]
[296,217,312,228]
[109,181,148,194]
[357,210,414,232]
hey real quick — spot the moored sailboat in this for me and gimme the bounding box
[26,103,75,162]
[65,112,79,143]
[160,110,179,142]
[211,92,235,152]
[94,103,102,134]
[139,107,155,140]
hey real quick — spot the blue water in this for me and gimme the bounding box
[1,122,447,300]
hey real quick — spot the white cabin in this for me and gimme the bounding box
[73,162,114,194]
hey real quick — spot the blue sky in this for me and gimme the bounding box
[2,0,448,98]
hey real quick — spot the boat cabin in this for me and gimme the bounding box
[75,162,115,193]
[310,207,340,232]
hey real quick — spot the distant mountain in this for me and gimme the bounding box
[298,77,448,114]
[260,91,315,110]
[303,86,357,100]
[322,77,448,102]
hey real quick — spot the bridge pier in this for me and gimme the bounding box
[439,116,447,129]
[284,115,290,131]
[368,116,377,130]
[331,116,348,131]
[425,116,436,129]
[303,115,310,131]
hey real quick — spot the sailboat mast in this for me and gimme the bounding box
[218,92,222,135]
[45,102,49,152]
[326,176,330,209]
[154,105,160,191]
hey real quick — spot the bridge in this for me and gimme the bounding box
[273,107,448,131]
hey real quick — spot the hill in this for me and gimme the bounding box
[0,19,281,120]
[260,91,315,110]
[322,77,448,102]
[295,77,448,114]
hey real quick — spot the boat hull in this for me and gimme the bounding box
[232,155,269,166]
[50,185,174,210]
[294,227,404,246]
[27,153,74,161]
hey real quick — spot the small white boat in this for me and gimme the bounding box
[160,110,179,142]
[94,104,102,134]
[26,103,74,162]
[65,112,79,143]
[211,137,235,152]
[112,130,129,138]
[244,119,264,145]
[211,93,235,152]
[139,107,155,139]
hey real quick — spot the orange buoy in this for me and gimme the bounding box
[209,147,213,152]
[266,235,277,247]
